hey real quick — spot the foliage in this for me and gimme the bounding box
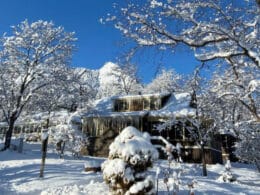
[102,126,158,195]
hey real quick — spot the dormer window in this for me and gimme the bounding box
[113,94,170,112]
[114,100,129,112]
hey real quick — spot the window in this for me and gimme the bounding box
[143,99,150,110]
[150,98,157,110]
[114,100,129,112]
[131,99,143,111]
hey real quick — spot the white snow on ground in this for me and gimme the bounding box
[0,141,108,195]
[0,139,260,195]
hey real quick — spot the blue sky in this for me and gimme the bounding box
[0,0,199,83]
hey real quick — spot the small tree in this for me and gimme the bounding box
[218,160,236,182]
[102,126,158,195]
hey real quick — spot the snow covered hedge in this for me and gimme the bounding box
[102,126,158,195]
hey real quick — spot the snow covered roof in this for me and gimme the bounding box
[149,93,196,118]
[83,96,149,117]
[115,92,170,100]
[83,92,195,118]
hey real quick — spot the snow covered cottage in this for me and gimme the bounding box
[81,93,228,164]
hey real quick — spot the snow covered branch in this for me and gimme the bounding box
[0,20,76,149]
[109,0,260,68]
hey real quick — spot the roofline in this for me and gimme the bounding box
[112,92,171,100]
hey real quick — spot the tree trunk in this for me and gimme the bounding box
[255,160,260,173]
[60,141,66,158]
[46,118,50,129]
[256,0,260,8]
[201,144,207,176]
[39,136,48,178]
[4,117,16,150]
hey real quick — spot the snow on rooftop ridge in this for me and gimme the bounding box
[83,96,114,116]
[114,92,171,99]
[149,92,196,117]
[174,92,191,101]
[88,92,171,112]
[113,92,191,103]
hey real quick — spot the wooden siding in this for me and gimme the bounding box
[113,94,171,112]
[181,146,223,164]
[221,134,237,162]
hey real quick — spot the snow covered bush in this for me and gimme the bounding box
[162,162,184,195]
[102,126,158,195]
[218,160,236,183]
[49,113,88,158]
